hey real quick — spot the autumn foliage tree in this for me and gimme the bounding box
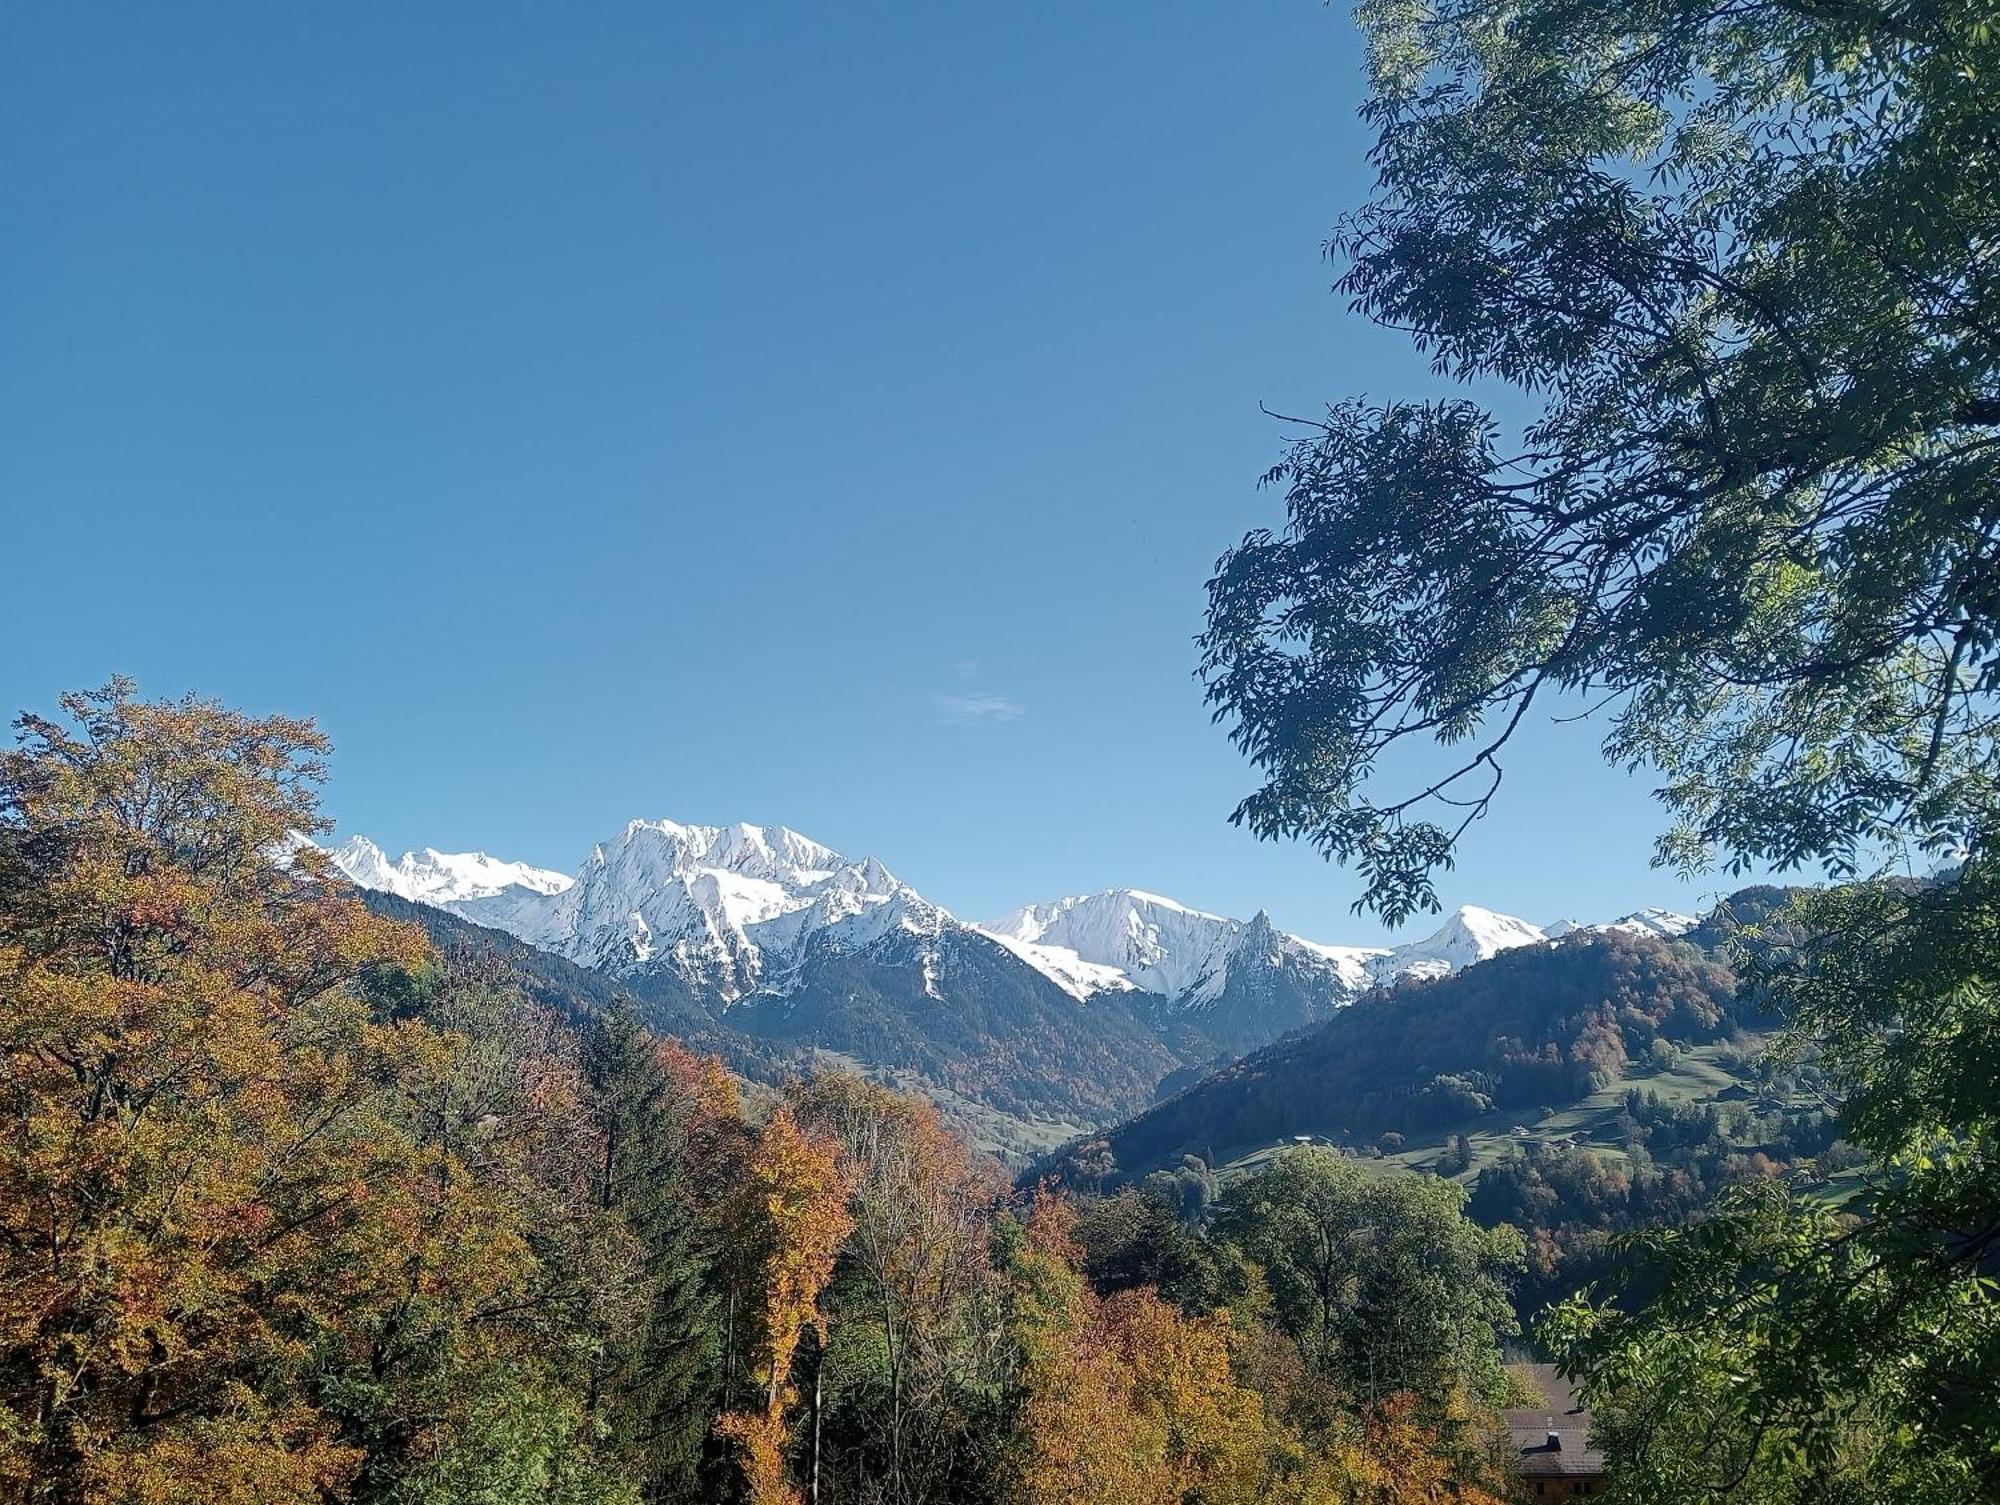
[787,1073,1004,1505]
[1006,1196,1507,1505]
[0,683,667,1505]
[348,961,649,1505]
[718,1107,854,1505]
[0,683,438,1500]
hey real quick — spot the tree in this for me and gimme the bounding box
[581,1003,727,1504]
[1196,2,2000,1497]
[0,683,430,1500]
[1199,0,2000,924]
[717,1107,853,1505]
[1351,1393,1510,1505]
[1074,1183,1238,1316]
[1005,1196,1505,1505]
[1212,1150,1522,1407]
[1441,1134,1475,1177]
[338,960,646,1505]
[1008,1198,1269,1505]
[786,1073,1003,1505]
[0,684,653,1505]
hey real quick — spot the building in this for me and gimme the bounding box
[1503,1363,1607,1499]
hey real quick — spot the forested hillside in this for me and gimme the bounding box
[1039,911,1874,1321]
[1051,928,1758,1177]
[359,885,1185,1158]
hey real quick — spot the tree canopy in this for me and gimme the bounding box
[1214,1150,1522,1407]
[1199,0,2000,922]
[1195,1,2000,1498]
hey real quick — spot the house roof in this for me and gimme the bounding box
[1503,1363,1606,1478]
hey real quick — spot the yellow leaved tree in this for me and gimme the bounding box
[717,1105,854,1505]
[0,682,445,1502]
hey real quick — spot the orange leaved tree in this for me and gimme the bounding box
[1010,1198,1270,1505]
[1007,1195,1508,1505]
[0,682,440,1503]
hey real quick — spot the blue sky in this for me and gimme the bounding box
[0,3,1739,943]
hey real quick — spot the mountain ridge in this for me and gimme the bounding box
[318,817,1698,1153]
[1034,921,1761,1190]
[323,819,1694,1012]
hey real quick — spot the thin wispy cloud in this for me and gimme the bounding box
[933,691,1025,725]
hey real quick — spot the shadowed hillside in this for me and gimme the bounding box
[1042,927,1773,1186]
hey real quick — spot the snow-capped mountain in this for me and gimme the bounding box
[1544,907,1700,942]
[980,889,1382,1006]
[325,819,1679,1024]
[1597,906,1700,938]
[327,820,1201,1147]
[327,836,572,907]
[333,819,951,1004]
[322,817,1709,1150]
[520,819,954,1001]
[980,893,1570,1009]
[977,892,1589,1057]
[1375,904,1551,979]
[325,817,1698,1020]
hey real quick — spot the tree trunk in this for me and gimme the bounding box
[810,1341,824,1505]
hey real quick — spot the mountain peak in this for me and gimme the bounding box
[331,815,928,1002]
[322,814,1695,1076]
[979,887,1368,1009]
[1544,906,1699,941]
[326,836,572,906]
[607,818,848,884]
[1381,904,1549,974]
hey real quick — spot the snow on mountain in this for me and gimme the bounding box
[334,819,953,1004]
[1596,907,1700,938]
[979,932,1135,1002]
[1545,908,1699,941]
[325,818,1696,1023]
[1366,903,1698,981]
[980,893,1589,1007]
[981,889,1384,1007]
[984,890,1237,1002]
[1375,904,1550,978]
[327,836,572,906]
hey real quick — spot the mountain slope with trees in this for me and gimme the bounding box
[358,884,1186,1158]
[1049,927,1756,1181]
[334,834,1651,1155]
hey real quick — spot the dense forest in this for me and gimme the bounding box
[0,687,1526,1504]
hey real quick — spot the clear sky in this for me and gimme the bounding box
[0,2,1743,944]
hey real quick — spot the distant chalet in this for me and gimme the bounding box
[1503,1363,1606,1499]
